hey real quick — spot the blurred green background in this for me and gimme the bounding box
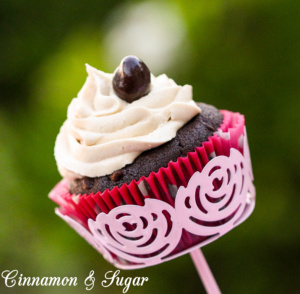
[1,0,299,293]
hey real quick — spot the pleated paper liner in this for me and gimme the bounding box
[50,110,246,259]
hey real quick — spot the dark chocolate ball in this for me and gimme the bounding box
[113,56,151,103]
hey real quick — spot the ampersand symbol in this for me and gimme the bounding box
[84,270,95,291]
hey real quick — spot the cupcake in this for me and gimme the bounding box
[50,56,255,268]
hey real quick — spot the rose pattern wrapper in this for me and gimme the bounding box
[50,110,256,269]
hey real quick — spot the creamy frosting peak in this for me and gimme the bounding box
[55,64,201,179]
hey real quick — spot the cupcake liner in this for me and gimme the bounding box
[50,110,255,269]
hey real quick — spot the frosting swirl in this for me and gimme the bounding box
[55,64,200,179]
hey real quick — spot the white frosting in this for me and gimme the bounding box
[55,64,201,179]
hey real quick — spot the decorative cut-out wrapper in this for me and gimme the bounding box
[50,110,255,293]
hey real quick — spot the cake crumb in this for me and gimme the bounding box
[110,170,123,182]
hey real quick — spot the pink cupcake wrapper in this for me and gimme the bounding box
[50,110,255,268]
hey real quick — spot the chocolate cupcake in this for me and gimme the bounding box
[54,56,222,196]
[50,56,255,270]
[51,55,248,227]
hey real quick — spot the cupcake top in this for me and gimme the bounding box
[55,56,200,179]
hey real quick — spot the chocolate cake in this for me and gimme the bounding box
[69,102,223,195]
